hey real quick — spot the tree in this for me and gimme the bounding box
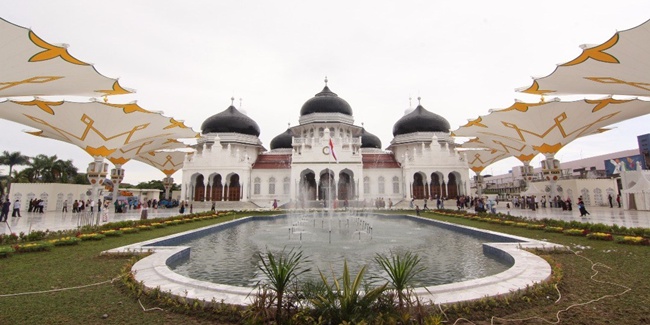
[20,154,79,183]
[0,151,31,195]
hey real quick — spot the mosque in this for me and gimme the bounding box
[180,80,470,208]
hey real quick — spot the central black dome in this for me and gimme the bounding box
[201,104,260,136]
[392,103,450,136]
[300,85,353,116]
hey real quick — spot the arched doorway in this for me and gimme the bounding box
[430,173,442,199]
[211,174,223,201]
[319,169,336,203]
[338,169,355,200]
[447,172,459,198]
[299,169,317,201]
[412,173,426,199]
[226,174,241,201]
[194,175,205,201]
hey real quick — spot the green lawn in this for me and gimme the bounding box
[0,210,648,324]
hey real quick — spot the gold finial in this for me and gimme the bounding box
[540,95,545,103]
[409,96,412,108]
[239,97,243,108]
[230,97,235,106]
[417,96,421,105]
[103,95,108,103]
[324,76,328,86]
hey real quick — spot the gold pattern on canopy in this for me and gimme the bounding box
[453,98,650,156]
[518,19,650,97]
[135,150,189,177]
[0,18,132,98]
[0,100,198,158]
[460,148,510,174]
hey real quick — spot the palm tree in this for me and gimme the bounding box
[0,151,31,195]
[374,251,425,309]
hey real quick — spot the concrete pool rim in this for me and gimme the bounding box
[102,213,564,305]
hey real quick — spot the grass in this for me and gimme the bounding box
[1,209,649,324]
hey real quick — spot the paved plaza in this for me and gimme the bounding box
[1,202,649,236]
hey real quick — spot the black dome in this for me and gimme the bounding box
[270,129,293,149]
[201,105,261,136]
[361,128,382,149]
[392,104,450,136]
[300,85,353,116]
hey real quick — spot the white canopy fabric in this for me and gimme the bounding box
[458,136,539,164]
[519,19,650,97]
[459,148,510,174]
[0,100,198,158]
[135,150,189,176]
[453,98,650,155]
[520,182,545,197]
[0,17,132,98]
[107,138,188,166]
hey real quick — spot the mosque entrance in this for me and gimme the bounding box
[194,175,205,201]
[299,170,317,201]
[447,173,458,198]
[337,170,355,200]
[412,173,426,199]
[210,174,223,201]
[226,174,240,201]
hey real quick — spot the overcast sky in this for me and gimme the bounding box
[1,1,650,184]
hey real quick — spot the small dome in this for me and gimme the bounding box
[201,104,260,136]
[361,128,382,149]
[300,85,353,116]
[392,102,450,136]
[270,129,293,149]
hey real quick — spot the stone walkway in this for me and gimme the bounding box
[1,203,649,235]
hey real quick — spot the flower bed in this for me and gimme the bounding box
[563,228,586,236]
[14,241,54,253]
[586,232,614,241]
[120,227,140,234]
[151,222,167,228]
[617,236,650,245]
[514,222,530,228]
[0,246,15,258]
[137,225,152,231]
[101,230,123,237]
[78,233,106,241]
[544,226,564,233]
[49,237,81,246]
[526,224,546,230]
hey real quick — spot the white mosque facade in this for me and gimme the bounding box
[180,82,470,207]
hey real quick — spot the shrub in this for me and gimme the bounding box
[101,229,123,237]
[526,224,545,230]
[616,236,649,245]
[120,227,140,234]
[545,226,564,233]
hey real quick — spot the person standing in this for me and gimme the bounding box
[616,194,621,208]
[608,194,613,208]
[1,199,10,221]
[12,199,21,217]
[62,200,68,214]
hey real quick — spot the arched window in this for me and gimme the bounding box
[378,176,385,194]
[269,177,276,195]
[392,176,400,194]
[254,177,261,195]
[283,177,290,195]
[363,177,370,194]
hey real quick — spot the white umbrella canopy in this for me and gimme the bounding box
[458,148,511,174]
[458,136,540,164]
[135,150,190,177]
[107,138,189,166]
[518,19,650,97]
[0,17,132,98]
[0,99,198,158]
[452,98,650,156]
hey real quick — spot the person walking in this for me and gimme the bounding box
[12,199,21,217]
[1,199,10,221]
[62,200,68,214]
[578,198,590,217]
[616,194,621,208]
